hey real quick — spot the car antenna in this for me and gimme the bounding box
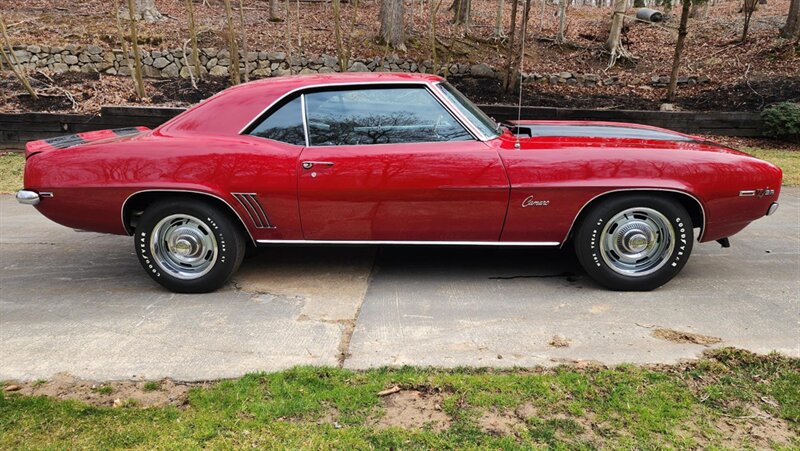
[514,8,528,150]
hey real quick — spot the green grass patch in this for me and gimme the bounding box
[1,349,797,449]
[744,147,800,186]
[0,152,24,194]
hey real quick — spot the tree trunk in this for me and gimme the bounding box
[124,0,163,22]
[185,0,202,80]
[741,0,758,42]
[451,0,471,25]
[333,0,345,71]
[126,0,147,98]
[379,0,406,50]
[502,0,520,93]
[555,0,568,44]
[222,0,241,84]
[605,0,632,66]
[507,0,532,95]
[633,0,645,7]
[269,0,281,21]
[781,0,800,39]
[238,0,249,82]
[494,0,505,37]
[666,0,691,102]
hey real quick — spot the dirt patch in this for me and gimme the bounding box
[3,373,199,408]
[549,335,571,348]
[680,406,797,449]
[477,409,526,435]
[652,328,723,346]
[372,389,451,432]
[711,408,796,448]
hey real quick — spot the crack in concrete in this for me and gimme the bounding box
[337,254,379,368]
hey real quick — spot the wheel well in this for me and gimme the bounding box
[122,191,255,244]
[566,190,705,243]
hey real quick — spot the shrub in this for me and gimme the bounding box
[761,102,800,140]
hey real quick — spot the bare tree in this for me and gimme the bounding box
[113,0,136,90]
[781,0,800,39]
[238,0,249,82]
[0,16,37,99]
[494,0,505,37]
[269,0,281,21]
[606,0,632,67]
[333,0,345,71]
[555,0,568,44]
[740,0,758,42]
[450,0,472,25]
[503,0,520,93]
[123,0,164,22]
[185,0,202,80]
[666,0,691,102]
[222,0,241,84]
[380,0,406,51]
[344,0,362,70]
[126,0,146,98]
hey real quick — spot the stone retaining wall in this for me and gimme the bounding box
[3,44,710,88]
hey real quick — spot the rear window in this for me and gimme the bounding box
[248,95,306,146]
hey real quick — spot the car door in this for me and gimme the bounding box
[297,84,510,241]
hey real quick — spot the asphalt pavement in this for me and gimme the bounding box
[1,190,798,381]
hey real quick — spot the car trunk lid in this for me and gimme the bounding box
[24,126,150,159]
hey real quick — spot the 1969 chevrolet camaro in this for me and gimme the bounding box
[16,73,782,293]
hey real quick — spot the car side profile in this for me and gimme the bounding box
[17,73,782,293]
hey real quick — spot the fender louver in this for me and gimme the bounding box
[231,193,275,229]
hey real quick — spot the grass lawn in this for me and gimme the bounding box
[0,153,24,194]
[743,148,800,186]
[1,349,798,449]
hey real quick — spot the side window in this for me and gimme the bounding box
[249,95,305,146]
[304,87,473,146]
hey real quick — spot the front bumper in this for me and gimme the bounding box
[16,190,40,205]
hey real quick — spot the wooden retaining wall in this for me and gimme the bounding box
[0,105,762,150]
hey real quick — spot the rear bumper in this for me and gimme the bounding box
[16,190,40,205]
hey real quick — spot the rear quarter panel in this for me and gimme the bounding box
[23,133,304,239]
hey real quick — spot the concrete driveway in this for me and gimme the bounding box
[1,190,798,381]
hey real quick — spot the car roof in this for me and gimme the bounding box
[223,72,446,98]
[158,72,447,137]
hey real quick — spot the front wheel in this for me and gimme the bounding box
[134,198,246,293]
[574,195,694,291]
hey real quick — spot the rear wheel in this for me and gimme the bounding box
[574,195,693,291]
[134,198,246,293]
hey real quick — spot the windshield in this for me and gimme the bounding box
[436,82,500,139]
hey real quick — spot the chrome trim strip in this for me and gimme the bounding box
[231,192,276,229]
[427,81,494,142]
[239,79,488,143]
[300,93,310,147]
[233,193,264,228]
[256,239,560,246]
[120,189,257,245]
[16,190,40,205]
[559,188,707,246]
[739,190,756,197]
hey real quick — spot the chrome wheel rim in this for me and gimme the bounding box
[150,214,218,280]
[599,207,675,277]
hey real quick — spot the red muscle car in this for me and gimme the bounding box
[16,73,782,293]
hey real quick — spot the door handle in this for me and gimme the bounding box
[302,161,335,169]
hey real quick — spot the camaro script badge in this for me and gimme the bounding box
[522,195,550,207]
